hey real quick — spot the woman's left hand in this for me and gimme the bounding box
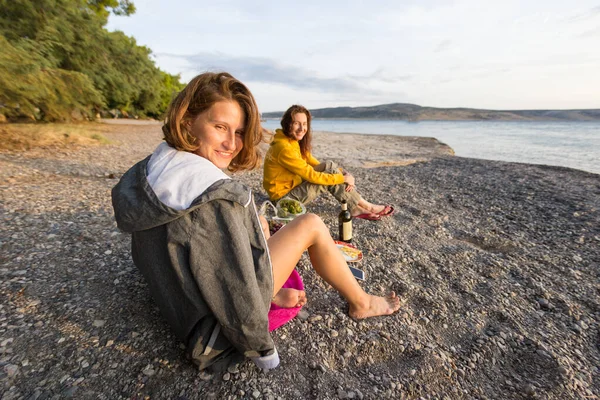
[343,172,355,192]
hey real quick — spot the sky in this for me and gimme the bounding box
[107,0,600,112]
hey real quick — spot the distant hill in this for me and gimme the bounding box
[262,103,600,121]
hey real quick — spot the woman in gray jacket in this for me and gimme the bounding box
[111,72,400,371]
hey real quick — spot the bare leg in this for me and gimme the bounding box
[259,215,307,307]
[268,214,401,319]
[304,163,388,216]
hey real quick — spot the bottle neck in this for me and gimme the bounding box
[341,203,347,211]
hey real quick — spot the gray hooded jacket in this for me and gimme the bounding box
[111,148,278,371]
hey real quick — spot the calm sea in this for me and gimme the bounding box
[262,119,600,175]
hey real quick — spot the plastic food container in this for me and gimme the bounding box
[260,198,306,235]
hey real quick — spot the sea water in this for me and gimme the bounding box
[262,120,600,175]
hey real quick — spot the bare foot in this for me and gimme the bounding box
[369,204,385,214]
[353,203,385,216]
[350,205,378,218]
[272,288,307,308]
[348,292,401,319]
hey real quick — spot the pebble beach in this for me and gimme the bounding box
[1,122,599,399]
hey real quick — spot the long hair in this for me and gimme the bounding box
[162,72,263,172]
[280,104,312,157]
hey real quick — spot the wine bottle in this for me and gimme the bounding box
[338,200,352,243]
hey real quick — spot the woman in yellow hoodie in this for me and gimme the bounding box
[263,105,394,220]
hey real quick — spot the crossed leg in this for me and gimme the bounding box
[266,213,401,319]
[259,215,307,308]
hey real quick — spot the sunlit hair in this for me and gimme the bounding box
[162,72,263,172]
[280,104,312,157]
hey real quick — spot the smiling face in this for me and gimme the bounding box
[289,112,308,141]
[188,100,245,169]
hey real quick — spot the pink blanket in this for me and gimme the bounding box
[268,269,304,331]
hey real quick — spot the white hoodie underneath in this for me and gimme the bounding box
[147,142,231,211]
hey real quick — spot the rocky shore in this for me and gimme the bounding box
[1,123,599,399]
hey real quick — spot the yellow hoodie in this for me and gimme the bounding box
[263,130,345,200]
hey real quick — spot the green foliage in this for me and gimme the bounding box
[88,0,136,20]
[0,0,183,121]
[0,35,104,120]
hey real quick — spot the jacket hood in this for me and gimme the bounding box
[272,129,291,145]
[112,144,252,233]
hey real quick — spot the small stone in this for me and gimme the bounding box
[198,371,213,381]
[331,330,339,337]
[557,366,569,375]
[410,369,416,376]
[227,364,239,374]
[222,372,230,381]
[252,390,261,399]
[142,365,155,376]
[62,386,78,398]
[523,383,536,396]
[4,364,18,378]
[537,298,550,309]
[92,320,105,328]
[337,388,348,398]
[297,310,309,320]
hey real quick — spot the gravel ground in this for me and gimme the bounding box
[1,122,599,400]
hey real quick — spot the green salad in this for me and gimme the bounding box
[278,199,303,216]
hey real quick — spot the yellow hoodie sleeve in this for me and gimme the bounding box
[277,146,345,186]
[306,152,320,167]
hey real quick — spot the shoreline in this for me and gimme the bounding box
[1,124,598,399]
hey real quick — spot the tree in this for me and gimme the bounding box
[0,0,183,121]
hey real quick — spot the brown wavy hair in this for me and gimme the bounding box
[162,72,263,172]
[280,104,312,157]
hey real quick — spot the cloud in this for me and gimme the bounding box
[578,26,600,37]
[566,5,600,22]
[155,51,401,95]
[434,39,452,53]
[347,67,413,84]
